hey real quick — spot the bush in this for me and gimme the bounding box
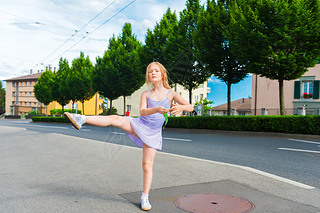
[99,107,118,115]
[32,116,69,123]
[50,108,82,115]
[28,110,41,115]
[166,115,320,135]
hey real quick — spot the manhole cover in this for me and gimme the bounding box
[175,193,254,213]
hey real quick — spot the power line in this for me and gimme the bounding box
[35,0,118,67]
[48,0,136,64]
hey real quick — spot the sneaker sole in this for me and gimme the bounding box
[141,206,152,211]
[63,112,80,130]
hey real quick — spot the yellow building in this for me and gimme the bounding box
[5,71,103,116]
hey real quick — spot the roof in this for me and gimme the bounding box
[212,97,252,111]
[4,72,42,81]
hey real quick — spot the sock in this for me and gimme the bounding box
[141,192,149,200]
[81,115,86,124]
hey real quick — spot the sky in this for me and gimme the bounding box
[0,0,251,106]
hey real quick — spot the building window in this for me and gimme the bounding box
[30,81,32,86]
[12,92,15,97]
[34,102,37,107]
[13,82,15,87]
[12,101,14,106]
[303,81,313,96]
[25,102,27,106]
[30,92,32,96]
[25,82,27,86]
[127,105,131,112]
[25,92,27,96]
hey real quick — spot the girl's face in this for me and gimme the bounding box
[148,64,162,83]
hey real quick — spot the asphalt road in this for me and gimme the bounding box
[1,119,319,189]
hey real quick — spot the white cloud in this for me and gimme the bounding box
[0,0,204,81]
[208,77,223,84]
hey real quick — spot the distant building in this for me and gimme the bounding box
[210,97,252,116]
[4,71,103,116]
[251,63,320,115]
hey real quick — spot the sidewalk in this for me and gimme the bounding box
[0,125,319,212]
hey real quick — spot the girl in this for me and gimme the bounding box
[64,62,193,211]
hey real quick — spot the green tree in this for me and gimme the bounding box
[143,8,178,69]
[167,0,211,104]
[196,0,247,115]
[116,23,145,115]
[228,0,320,115]
[97,23,144,115]
[33,67,54,115]
[69,52,95,115]
[195,98,213,115]
[93,54,122,115]
[0,81,5,115]
[52,58,71,113]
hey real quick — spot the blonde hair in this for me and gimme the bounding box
[146,62,171,89]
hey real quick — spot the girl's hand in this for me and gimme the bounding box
[158,106,170,114]
[170,103,183,115]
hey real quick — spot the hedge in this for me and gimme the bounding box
[166,115,320,135]
[32,116,69,123]
[50,108,82,115]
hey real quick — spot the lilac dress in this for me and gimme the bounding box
[126,90,171,150]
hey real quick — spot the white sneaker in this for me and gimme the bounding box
[141,198,152,211]
[63,112,85,130]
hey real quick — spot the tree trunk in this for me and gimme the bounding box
[227,83,231,116]
[109,99,113,115]
[189,88,192,105]
[95,94,97,115]
[279,79,285,115]
[123,95,126,115]
[82,101,85,115]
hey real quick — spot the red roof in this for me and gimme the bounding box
[5,72,42,81]
[213,97,252,111]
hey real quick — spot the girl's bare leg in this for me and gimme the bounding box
[142,143,157,194]
[85,115,138,137]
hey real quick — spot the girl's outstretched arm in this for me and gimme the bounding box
[139,91,169,116]
[170,91,194,115]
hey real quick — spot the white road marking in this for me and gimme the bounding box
[288,138,320,145]
[163,137,192,141]
[23,128,27,131]
[110,132,192,141]
[111,132,125,135]
[279,148,320,154]
[35,125,69,129]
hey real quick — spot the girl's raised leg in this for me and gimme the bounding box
[64,113,138,137]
